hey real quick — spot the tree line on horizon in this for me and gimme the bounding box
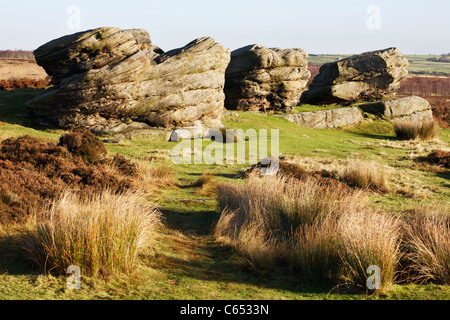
[427,53,450,63]
[0,50,35,60]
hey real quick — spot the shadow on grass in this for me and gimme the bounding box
[186,171,246,180]
[151,232,339,298]
[160,207,219,236]
[347,131,397,141]
[0,88,48,129]
[436,171,450,182]
[156,204,347,297]
[0,231,39,276]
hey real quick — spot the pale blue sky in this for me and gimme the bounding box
[1,0,449,54]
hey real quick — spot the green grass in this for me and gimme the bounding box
[0,88,449,299]
[0,88,64,142]
[294,104,343,113]
[404,55,450,76]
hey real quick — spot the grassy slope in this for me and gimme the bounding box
[0,88,449,300]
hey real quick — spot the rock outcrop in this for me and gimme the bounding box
[27,27,230,132]
[301,48,409,105]
[359,96,434,122]
[224,44,310,111]
[278,107,363,129]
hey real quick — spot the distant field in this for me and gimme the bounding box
[0,58,48,81]
[308,54,450,76]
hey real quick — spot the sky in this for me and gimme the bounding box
[1,0,449,55]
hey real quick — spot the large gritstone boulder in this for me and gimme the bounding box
[359,96,434,122]
[224,44,310,111]
[27,27,231,132]
[301,48,409,105]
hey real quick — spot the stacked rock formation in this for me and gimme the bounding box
[224,44,310,111]
[27,27,230,132]
[301,47,409,105]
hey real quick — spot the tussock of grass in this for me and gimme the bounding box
[191,172,217,197]
[338,210,400,290]
[132,160,176,196]
[24,190,161,277]
[394,120,440,142]
[216,173,400,290]
[342,159,390,192]
[400,205,450,284]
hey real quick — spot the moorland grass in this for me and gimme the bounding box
[25,190,161,277]
[0,88,449,299]
[342,159,390,192]
[216,173,400,291]
[394,120,441,142]
[400,205,450,284]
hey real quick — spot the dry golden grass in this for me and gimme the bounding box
[0,129,19,142]
[342,159,390,192]
[191,173,217,197]
[394,120,441,142]
[400,205,450,284]
[216,173,401,289]
[24,189,161,277]
[0,59,48,81]
[338,210,400,290]
[132,160,177,196]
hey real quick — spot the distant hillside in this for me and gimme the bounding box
[308,54,450,77]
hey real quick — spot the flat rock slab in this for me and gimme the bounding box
[359,96,433,122]
[278,107,364,129]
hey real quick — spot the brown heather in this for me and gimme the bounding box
[0,134,135,223]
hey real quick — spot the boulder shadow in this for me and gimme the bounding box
[0,87,49,130]
[0,231,40,276]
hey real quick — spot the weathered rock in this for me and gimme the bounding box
[224,44,310,111]
[359,96,434,122]
[27,27,231,132]
[279,107,364,129]
[301,48,409,105]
